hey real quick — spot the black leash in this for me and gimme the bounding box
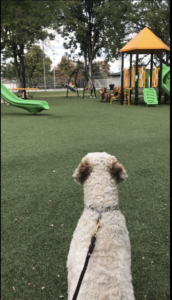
[72,218,100,300]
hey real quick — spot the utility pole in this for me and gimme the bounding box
[42,41,46,92]
[21,48,26,99]
[53,58,55,90]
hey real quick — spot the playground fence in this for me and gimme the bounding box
[1,76,116,90]
[94,78,116,89]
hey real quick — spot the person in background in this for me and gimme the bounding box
[22,91,29,99]
[88,79,96,98]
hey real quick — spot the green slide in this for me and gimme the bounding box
[143,88,158,107]
[1,83,49,114]
[161,64,170,96]
[143,64,170,106]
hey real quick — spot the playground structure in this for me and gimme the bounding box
[65,68,96,99]
[1,83,49,114]
[119,27,170,105]
[121,64,170,105]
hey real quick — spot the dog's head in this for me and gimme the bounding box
[99,87,107,94]
[72,152,128,185]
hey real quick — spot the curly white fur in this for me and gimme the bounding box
[67,152,135,300]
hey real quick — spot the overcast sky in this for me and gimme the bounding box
[36,30,124,73]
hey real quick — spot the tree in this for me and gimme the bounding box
[73,59,87,80]
[127,0,170,46]
[73,58,102,78]
[75,59,85,71]
[24,45,52,78]
[1,61,16,79]
[125,0,170,64]
[55,56,76,79]
[96,61,110,75]
[1,45,53,79]
[1,1,61,86]
[92,62,102,77]
[100,0,132,62]
[58,0,131,76]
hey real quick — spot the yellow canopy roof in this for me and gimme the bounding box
[120,27,170,54]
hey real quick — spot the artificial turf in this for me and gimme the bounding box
[1,91,170,299]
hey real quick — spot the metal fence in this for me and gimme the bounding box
[1,76,116,90]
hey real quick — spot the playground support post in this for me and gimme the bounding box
[42,42,46,92]
[83,76,85,99]
[130,54,132,101]
[166,51,169,65]
[21,50,26,99]
[130,54,132,88]
[66,81,69,97]
[135,50,139,105]
[164,51,169,103]
[94,87,97,98]
[75,69,80,97]
[158,49,163,105]
[150,53,153,87]
[121,52,124,105]
[54,67,55,90]
[66,76,69,97]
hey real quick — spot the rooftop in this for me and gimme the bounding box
[120,27,170,54]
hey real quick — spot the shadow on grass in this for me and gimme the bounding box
[1,112,54,116]
[1,112,70,119]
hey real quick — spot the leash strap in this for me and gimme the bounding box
[84,204,119,215]
[72,219,100,300]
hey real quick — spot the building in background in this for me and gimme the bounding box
[1,79,17,89]
[108,72,121,87]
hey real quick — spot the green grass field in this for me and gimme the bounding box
[1,91,170,299]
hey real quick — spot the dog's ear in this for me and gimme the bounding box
[109,158,128,183]
[73,158,92,184]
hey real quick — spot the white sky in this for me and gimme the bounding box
[36,30,125,73]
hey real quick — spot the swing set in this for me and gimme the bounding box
[65,68,96,99]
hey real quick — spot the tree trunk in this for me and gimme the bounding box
[89,56,92,76]
[84,51,89,71]
[13,45,23,88]
[88,7,92,76]
[88,29,92,76]
[19,55,23,87]
[14,55,22,88]
[84,53,87,70]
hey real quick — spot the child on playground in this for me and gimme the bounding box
[88,79,96,98]
[64,80,75,88]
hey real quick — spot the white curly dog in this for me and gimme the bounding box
[67,152,135,300]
